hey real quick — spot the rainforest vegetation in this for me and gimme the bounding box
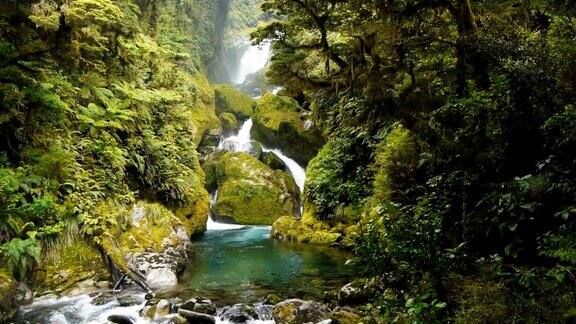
[0,0,575,323]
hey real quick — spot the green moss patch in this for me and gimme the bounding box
[214,84,254,120]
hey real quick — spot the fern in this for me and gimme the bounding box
[0,238,41,280]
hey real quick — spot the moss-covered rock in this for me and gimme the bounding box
[0,271,18,323]
[204,152,299,225]
[271,209,343,245]
[261,151,287,171]
[101,199,209,289]
[214,84,254,120]
[186,74,222,146]
[32,239,109,295]
[251,94,324,165]
[219,112,239,135]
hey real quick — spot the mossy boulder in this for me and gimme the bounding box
[271,209,342,245]
[101,199,209,289]
[261,151,287,171]
[0,272,18,323]
[32,239,109,295]
[219,112,239,135]
[251,93,324,165]
[214,84,254,120]
[204,152,299,225]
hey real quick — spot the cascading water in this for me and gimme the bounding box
[233,42,272,85]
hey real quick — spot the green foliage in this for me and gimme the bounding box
[0,238,40,280]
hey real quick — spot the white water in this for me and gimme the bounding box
[218,118,253,152]
[233,42,272,84]
[217,119,306,194]
[20,292,272,324]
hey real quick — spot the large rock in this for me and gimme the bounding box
[219,112,239,135]
[214,84,254,120]
[251,94,324,165]
[204,152,300,225]
[0,274,18,323]
[101,201,208,290]
[272,299,331,324]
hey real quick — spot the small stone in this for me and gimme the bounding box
[155,299,171,317]
[92,292,115,306]
[331,307,361,324]
[263,293,283,305]
[180,297,217,315]
[107,314,135,324]
[178,309,216,324]
[272,299,331,324]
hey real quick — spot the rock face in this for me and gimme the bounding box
[214,84,254,120]
[260,151,287,171]
[204,152,300,225]
[0,274,18,323]
[251,94,324,166]
[101,201,208,290]
[219,112,239,135]
[272,299,331,324]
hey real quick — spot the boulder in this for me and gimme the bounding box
[272,299,331,324]
[178,309,216,324]
[220,303,259,322]
[251,94,324,165]
[200,128,223,148]
[219,112,239,135]
[204,152,300,225]
[247,141,263,159]
[214,84,254,120]
[179,297,217,315]
[0,274,18,323]
[101,201,208,290]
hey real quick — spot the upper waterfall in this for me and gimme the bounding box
[233,42,272,85]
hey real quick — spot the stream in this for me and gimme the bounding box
[17,41,353,324]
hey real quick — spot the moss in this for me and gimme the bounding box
[219,112,238,134]
[251,93,324,165]
[206,152,299,225]
[214,84,254,120]
[186,74,221,146]
[372,123,421,201]
[271,209,343,245]
[33,239,108,293]
[0,273,18,323]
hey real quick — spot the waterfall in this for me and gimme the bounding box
[218,118,253,152]
[218,118,306,193]
[233,42,272,85]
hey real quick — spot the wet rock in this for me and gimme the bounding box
[107,314,135,324]
[171,314,188,324]
[92,291,116,306]
[200,128,223,148]
[220,303,259,322]
[272,299,331,324]
[247,140,263,159]
[117,295,144,307]
[178,309,216,324]
[179,297,217,315]
[220,112,239,135]
[260,151,287,171]
[15,282,33,302]
[155,299,171,317]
